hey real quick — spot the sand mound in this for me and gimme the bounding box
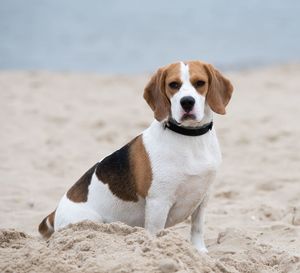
[1,221,299,273]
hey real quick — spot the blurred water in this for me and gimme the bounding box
[0,0,299,73]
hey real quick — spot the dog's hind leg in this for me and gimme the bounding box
[54,194,103,231]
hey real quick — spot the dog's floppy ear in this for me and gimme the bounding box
[143,67,170,121]
[205,64,233,115]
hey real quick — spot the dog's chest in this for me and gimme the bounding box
[163,154,217,226]
[166,166,215,226]
[143,124,221,226]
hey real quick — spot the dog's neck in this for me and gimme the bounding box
[165,120,213,137]
[164,104,214,137]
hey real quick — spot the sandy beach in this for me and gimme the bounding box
[1,64,300,272]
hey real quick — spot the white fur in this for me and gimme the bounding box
[171,62,206,126]
[46,218,54,232]
[143,119,221,252]
[54,63,222,253]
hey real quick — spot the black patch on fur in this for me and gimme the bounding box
[67,163,98,202]
[95,142,138,202]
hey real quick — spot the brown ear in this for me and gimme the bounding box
[205,64,233,115]
[143,67,170,121]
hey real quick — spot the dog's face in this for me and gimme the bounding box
[144,61,233,126]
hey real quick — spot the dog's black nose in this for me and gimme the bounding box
[180,96,195,112]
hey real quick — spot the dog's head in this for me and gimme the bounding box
[144,61,233,126]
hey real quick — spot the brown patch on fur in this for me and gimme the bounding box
[95,135,153,201]
[204,63,233,114]
[38,210,56,239]
[186,61,210,96]
[144,63,181,121]
[95,140,139,202]
[164,63,183,97]
[144,67,169,121]
[129,135,152,198]
[188,60,233,114]
[67,163,98,202]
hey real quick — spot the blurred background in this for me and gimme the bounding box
[0,0,299,73]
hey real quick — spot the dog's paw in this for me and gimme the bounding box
[191,236,208,253]
[195,245,208,253]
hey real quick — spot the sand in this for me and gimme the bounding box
[0,65,300,272]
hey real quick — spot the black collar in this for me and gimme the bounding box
[165,120,213,137]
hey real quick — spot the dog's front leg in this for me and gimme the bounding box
[191,195,209,253]
[145,197,171,234]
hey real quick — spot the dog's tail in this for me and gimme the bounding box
[38,210,56,239]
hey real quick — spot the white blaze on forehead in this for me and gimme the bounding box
[179,62,195,91]
[170,62,206,124]
[180,62,190,83]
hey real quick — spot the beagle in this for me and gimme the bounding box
[39,60,233,252]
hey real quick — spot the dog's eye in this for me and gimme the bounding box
[169,81,181,89]
[195,80,205,87]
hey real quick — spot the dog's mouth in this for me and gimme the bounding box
[181,113,196,121]
[169,112,202,127]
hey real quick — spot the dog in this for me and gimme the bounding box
[39,60,233,252]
